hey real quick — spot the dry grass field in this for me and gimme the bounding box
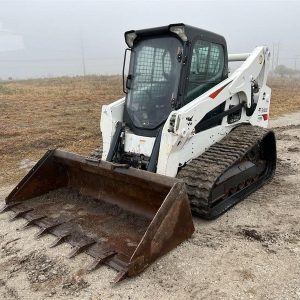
[0,75,300,185]
[269,78,300,115]
[0,75,122,184]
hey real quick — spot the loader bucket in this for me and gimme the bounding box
[2,149,194,282]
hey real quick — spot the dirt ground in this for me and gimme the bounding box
[0,113,299,297]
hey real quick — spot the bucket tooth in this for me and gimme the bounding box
[10,208,34,221]
[67,240,96,258]
[49,234,71,248]
[34,222,64,239]
[113,270,127,284]
[87,250,117,271]
[22,215,46,229]
[0,202,21,213]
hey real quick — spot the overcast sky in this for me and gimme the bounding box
[0,0,299,79]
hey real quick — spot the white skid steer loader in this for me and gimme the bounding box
[2,24,276,282]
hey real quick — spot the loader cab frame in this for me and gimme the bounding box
[123,23,228,137]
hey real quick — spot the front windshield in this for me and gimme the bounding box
[126,36,182,129]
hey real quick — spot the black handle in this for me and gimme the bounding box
[126,74,133,90]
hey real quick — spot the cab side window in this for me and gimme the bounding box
[185,40,225,104]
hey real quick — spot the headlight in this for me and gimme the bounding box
[125,31,137,48]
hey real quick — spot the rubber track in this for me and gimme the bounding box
[177,124,272,218]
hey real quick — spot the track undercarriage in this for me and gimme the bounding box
[177,125,276,219]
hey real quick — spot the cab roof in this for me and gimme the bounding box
[125,23,226,48]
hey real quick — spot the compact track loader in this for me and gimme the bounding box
[1,24,276,282]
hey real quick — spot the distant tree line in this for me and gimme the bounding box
[274,65,300,77]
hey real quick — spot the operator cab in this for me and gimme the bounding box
[123,23,228,137]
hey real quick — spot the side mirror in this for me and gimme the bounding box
[122,48,132,94]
